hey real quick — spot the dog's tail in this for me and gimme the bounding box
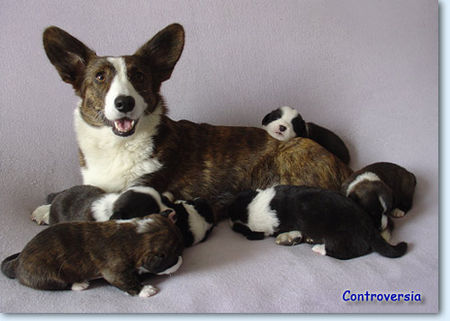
[371,233,407,258]
[1,253,20,279]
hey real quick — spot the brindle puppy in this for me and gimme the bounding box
[2,215,183,297]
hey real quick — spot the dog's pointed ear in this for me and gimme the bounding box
[134,23,185,82]
[43,26,96,92]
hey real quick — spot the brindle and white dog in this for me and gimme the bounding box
[40,24,352,220]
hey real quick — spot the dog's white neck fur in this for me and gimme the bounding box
[246,187,280,236]
[74,102,163,193]
[345,172,381,196]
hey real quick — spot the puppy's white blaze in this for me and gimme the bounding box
[381,214,388,230]
[104,57,147,122]
[246,187,280,236]
[31,204,51,225]
[138,284,159,297]
[136,218,155,234]
[127,186,172,213]
[74,103,164,192]
[178,201,213,245]
[345,172,381,196]
[312,244,327,256]
[91,193,121,221]
[157,256,183,275]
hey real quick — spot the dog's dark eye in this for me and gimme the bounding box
[95,72,105,82]
[132,71,145,82]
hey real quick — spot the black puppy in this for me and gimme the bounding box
[341,162,417,222]
[261,106,350,164]
[31,185,173,225]
[228,185,407,260]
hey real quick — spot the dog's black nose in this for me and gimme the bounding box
[279,125,287,132]
[114,95,135,113]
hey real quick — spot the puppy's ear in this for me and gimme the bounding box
[135,23,185,82]
[292,115,307,137]
[43,26,96,93]
[261,109,281,126]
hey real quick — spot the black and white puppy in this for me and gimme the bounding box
[162,198,215,247]
[31,185,172,225]
[31,185,215,247]
[341,162,417,221]
[228,185,407,260]
[261,106,350,164]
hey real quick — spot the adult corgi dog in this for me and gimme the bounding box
[42,24,352,220]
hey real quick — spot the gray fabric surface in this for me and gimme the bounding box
[0,0,438,313]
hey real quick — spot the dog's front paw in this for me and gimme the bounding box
[275,231,303,246]
[138,285,159,297]
[391,208,406,218]
[31,204,50,225]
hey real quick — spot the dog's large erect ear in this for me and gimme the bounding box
[43,26,96,92]
[134,23,185,82]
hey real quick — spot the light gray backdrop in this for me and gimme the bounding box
[0,0,438,313]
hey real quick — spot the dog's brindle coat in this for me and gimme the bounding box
[43,24,352,220]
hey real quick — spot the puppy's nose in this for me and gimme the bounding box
[279,125,287,132]
[114,95,135,113]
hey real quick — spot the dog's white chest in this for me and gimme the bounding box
[74,109,162,193]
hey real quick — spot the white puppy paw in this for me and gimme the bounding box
[275,231,303,246]
[139,285,159,297]
[71,281,90,291]
[391,208,405,218]
[31,204,50,225]
[312,244,327,256]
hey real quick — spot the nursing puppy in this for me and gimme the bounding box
[1,214,184,297]
[164,198,215,247]
[41,24,352,221]
[31,185,171,225]
[341,162,417,221]
[262,106,350,164]
[228,185,407,260]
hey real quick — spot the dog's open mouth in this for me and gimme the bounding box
[112,118,138,137]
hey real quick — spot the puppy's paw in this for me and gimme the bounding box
[31,204,50,225]
[380,229,392,242]
[275,231,302,246]
[71,281,90,291]
[312,244,327,256]
[138,285,159,298]
[391,208,406,218]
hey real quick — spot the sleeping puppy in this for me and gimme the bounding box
[1,214,183,297]
[341,162,417,220]
[228,185,407,260]
[31,185,173,225]
[262,106,350,164]
[163,198,215,247]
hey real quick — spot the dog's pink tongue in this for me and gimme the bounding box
[114,119,133,132]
